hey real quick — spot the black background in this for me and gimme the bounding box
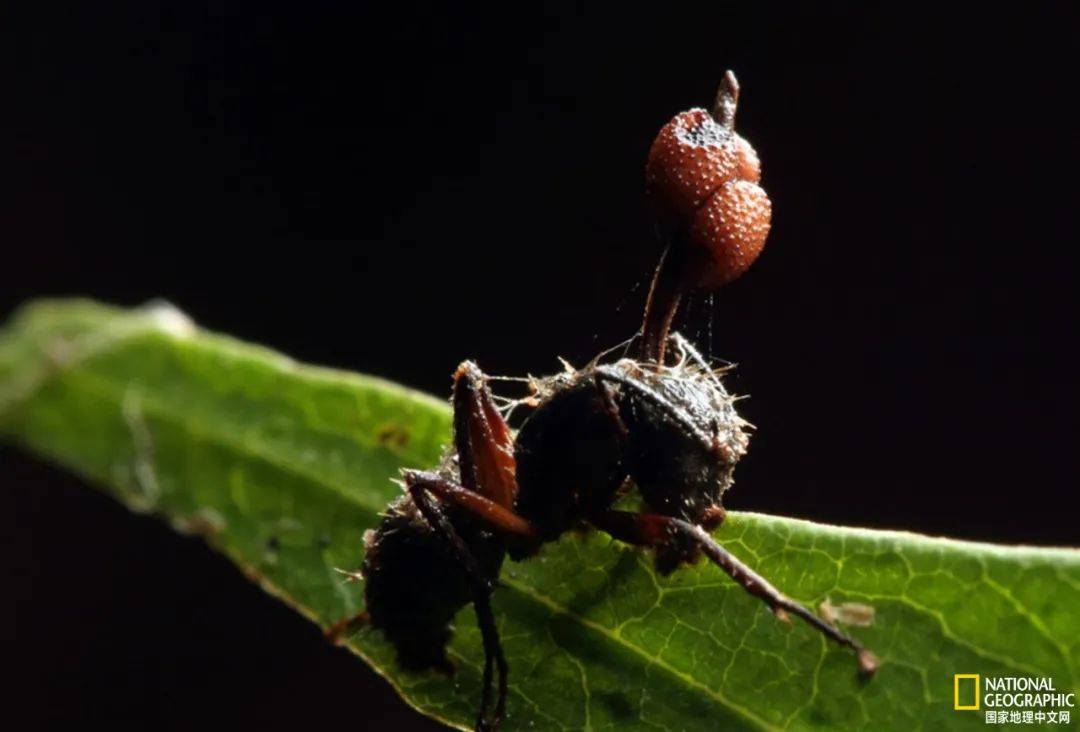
[3,3,1077,730]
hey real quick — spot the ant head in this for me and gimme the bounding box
[644,71,772,289]
[610,348,749,527]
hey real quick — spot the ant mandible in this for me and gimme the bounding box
[328,71,877,731]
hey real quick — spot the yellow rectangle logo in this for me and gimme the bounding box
[954,674,980,710]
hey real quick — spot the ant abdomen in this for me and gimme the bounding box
[361,494,505,672]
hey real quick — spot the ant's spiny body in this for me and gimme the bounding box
[329,72,876,731]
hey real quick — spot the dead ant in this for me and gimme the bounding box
[328,71,877,731]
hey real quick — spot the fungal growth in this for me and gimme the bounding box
[642,70,772,362]
[328,72,875,731]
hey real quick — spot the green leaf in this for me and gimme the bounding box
[2,299,1077,731]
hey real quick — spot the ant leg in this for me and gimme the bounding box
[453,361,518,509]
[406,477,509,730]
[325,610,369,644]
[398,359,543,729]
[592,510,879,676]
[402,469,536,539]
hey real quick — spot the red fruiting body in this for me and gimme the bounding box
[644,73,771,289]
[645,108,742,220]
[689,179,772,288]
[732,135,761,184]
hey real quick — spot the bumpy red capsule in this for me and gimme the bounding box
[645,71,771,288]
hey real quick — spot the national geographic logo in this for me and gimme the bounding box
[955,674,981,710]
[954,674,1075,725]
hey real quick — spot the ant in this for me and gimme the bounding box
[328,71,877,731]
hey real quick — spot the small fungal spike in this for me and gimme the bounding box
[644,71,771,289]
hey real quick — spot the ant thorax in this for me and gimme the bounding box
[611,353,751,466]
[525,335,751,469]
[497,333,752,538]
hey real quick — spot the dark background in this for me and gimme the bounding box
[3,3,1077,730]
